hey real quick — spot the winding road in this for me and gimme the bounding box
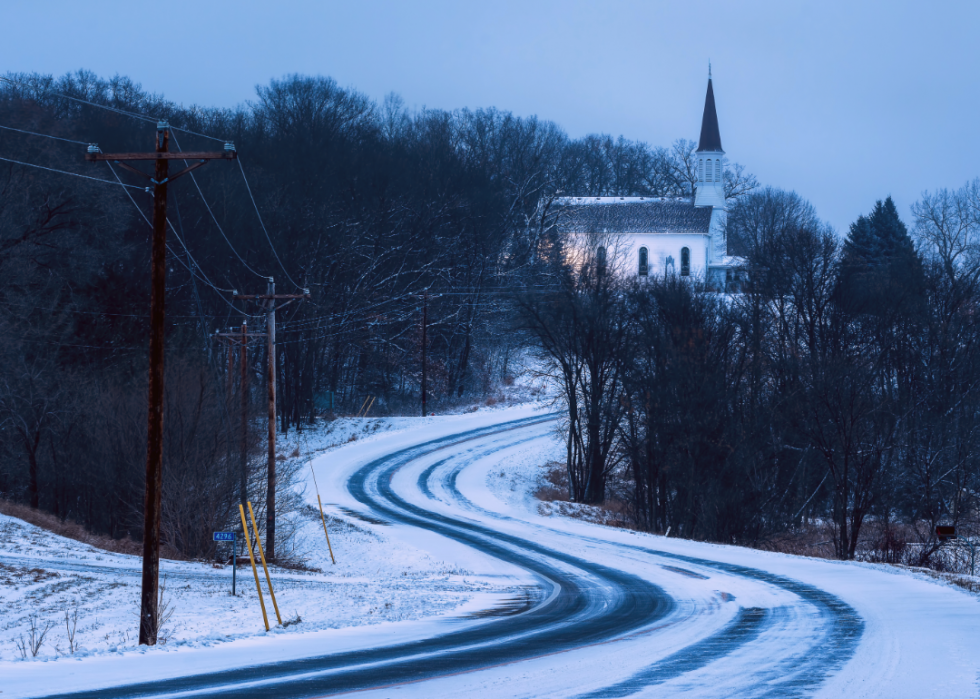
[36,412,980,698]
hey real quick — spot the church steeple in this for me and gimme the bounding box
[695,68,726,209]
[697,70,723,153]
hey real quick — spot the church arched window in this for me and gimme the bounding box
[680,247,690,276]
[596,245,606,275]
[699,158,704,182]
[638,247,648,277]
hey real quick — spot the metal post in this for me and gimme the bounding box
[266,278,276,560]
[232,533,237,596]
[421,292,427,418]
[138,122,169,647]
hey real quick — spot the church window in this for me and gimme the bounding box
[638,247,648,277]
[596,245,606,275]
[699,158,704,182]
[680,247,690,276]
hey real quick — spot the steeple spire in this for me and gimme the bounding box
[694,70,726,210]
[697,72,723,153]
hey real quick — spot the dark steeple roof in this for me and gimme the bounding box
[697,78,723,153]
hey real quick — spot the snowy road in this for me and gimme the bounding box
[24,410,980,697]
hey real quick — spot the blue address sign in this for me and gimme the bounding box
[213,531,236,542]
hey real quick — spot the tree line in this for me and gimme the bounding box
[522,187,980,561]
[0,70,747,554]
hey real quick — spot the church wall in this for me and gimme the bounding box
[622,233,708,279]
[575,233,710,280]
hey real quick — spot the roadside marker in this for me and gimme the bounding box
[238,504,270,631]
[310,463,337,564]
[248,501,283,626]
[213,531,237,595]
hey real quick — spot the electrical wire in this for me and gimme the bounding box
[169,131,267,280]
[0,75,156,124]
[0,154,146,189]
[0,119,252,311]
[0,298,226,320]
[275,287,551,333]
[5,75,300,291]
[104,161,249,314]
[237,157,303,289]
[170,125,226,143]
[0,76,229,144]
[0,120,253,319]
[0,123,89,145]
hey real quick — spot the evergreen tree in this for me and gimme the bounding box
[841,197,923,312]
[844,197,917,268]
[844,214,876,268]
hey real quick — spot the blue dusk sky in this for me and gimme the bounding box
[2,0,978,233]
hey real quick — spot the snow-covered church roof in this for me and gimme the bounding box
[553,196,713,236]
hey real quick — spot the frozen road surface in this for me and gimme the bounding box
[11,408,980,698]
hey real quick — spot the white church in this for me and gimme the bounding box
[553,73,741,289]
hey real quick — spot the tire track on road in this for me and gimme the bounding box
[429,429,864,698]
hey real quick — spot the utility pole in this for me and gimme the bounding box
[242,322,250,510]
[87,125,236,646]
[266,279,276,559]
[421,292,428,418]
[234,280,309,560]
[215,323,266,508]
[226,337,235,406]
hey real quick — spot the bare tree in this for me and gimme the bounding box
[911,179,980,282]
[517,231,630,504]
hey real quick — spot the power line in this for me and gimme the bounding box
[0,75,157,124]
[237,157,302,289]
[0,123,89,145]
[169,131,267,280]
[104,160,247,314]
[0,154,145,189]
[18,338,145,351]
[170,125,226,144]
[0,121,253,316]
[0,76,229,145]
[0,298,238,320]
[275,287,549,330]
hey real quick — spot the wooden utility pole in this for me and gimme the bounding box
[266,279,276,559]
[242,323,250,509]
[234,280,309,560]
[215,323,266,507]
[87,124,236,646]
[421,292,428,417]
[226,337,235,405]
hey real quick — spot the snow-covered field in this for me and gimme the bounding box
[3,401,980,698]
[0,409,549,667]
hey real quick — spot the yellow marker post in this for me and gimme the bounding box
[247,501,282,626]
[238,503,269,631]
[309,464,337,565]
[317,494,337,564]
[361,395,376,417]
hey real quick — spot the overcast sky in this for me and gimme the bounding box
[3,0,978,233]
